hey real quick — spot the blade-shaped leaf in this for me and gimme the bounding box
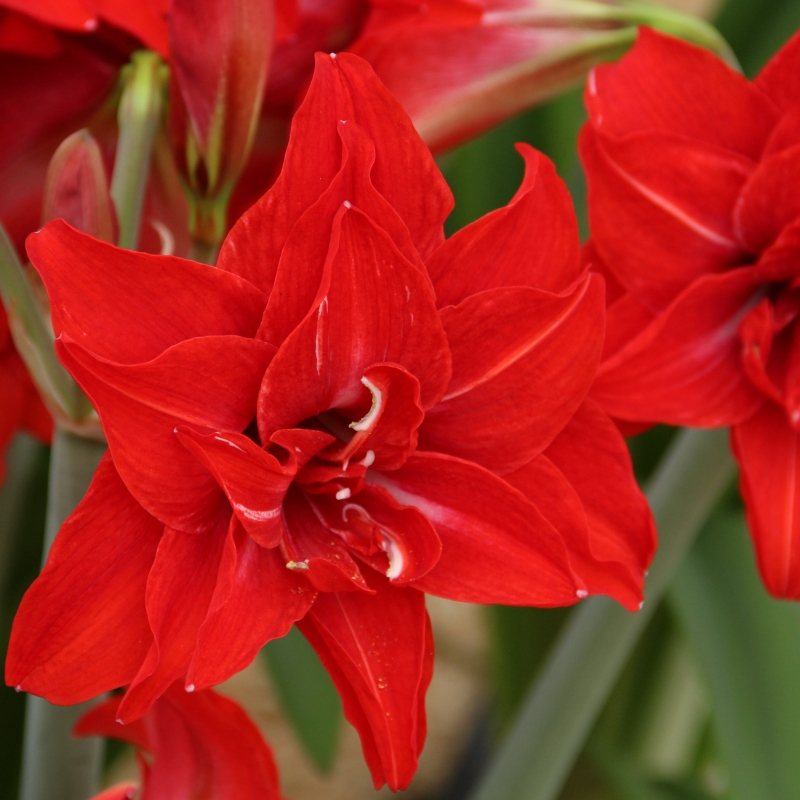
[261,624,342,773]
[670,511,800,800]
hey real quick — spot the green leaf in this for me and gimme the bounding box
[670,512,800,800]
[262,625,342,773]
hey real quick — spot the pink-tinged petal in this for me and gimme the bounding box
[6,455,160,704]
[282,487,372,592]
[27,221,266,364]
[547,399,656,605]
[57,335,273,533]
[218,50,451,293]
[580,127,750,307]
[734,144,800,253]
[732,403,800,599]
[297,573,432,791]
[1,0,95,31]
[755,30,800,113]
[593,269,766,427]
[117,518,229,722]
[176,427,332,547]
[258,119,427,348]
[257,206,451,439]
[586,27,777,158]
[309,484,441,584]
[187,521,316,690]
[505,453,641,611]
[371,452,581,605]
[325,363,425,472]
[419,275,603,474]
[428,145,580,306]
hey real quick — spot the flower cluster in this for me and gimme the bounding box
[582,28,800,599]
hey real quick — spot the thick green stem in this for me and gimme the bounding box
[468,427,736,800]
[110,51,166,250]
[18,428,106,800]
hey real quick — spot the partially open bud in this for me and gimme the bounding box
[42,129,116,242]
[169,0,275,250]
[352,0,736,153]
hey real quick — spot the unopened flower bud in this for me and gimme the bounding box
[42,129,116,242]
[169,0,275,249]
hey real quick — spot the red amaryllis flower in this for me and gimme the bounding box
[580,27,800,598]
[76,682,283,800]
[7,53,654,790]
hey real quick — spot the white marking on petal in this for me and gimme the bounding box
[186,684,195,693]
[233,502,280,521]
[315,297,328,374]
[343,200,352,209]
[214,434,245,452]
[336,487,351,500]
[351,376,382,431]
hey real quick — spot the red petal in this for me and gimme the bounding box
[176,427,331,547]
[593,269,766,427]
[371,452,581,605]
[586,27,777,158]
[1,0,95,31]
[734,144,800,253]
[326,363,425,472]
[187,521,316,690]
[308,484,441,585]
[732,403,800,598]
[78,684,283,800]
[117,518,228,722]
[419,275,603,474]
[85,785,138,800]
[257,119,427,348]
[218,50,451,293]
[755,30,800,113]
[57,335,273,533]
[297,574,432,791]
[27,221,266,364]
[6,455,160,704]
[98,0,169,56]
[580,127,749,308]
[257,206,450,440]
[546,399,656,605]
[755,216,800,283]
[282,487,372,592]
[428,145,580,306]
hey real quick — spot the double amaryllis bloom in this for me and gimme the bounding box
[76,682,282,800]
[582,28,800,598]
[7,53,654,790]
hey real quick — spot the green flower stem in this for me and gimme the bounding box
[468,427,736,800]
[18,429,107,800]
[110,51,167,250]
[188,238,219,266]
[0,225,89,423]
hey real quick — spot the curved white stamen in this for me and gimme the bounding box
[341,502,367,523]
[335,487,351,500]
[383,537,404,580]
[351,377,382,431]
[150,219,175,256]
[233,502,280,522]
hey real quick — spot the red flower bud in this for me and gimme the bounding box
[42,129,116,243]
[169,0,275,246]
